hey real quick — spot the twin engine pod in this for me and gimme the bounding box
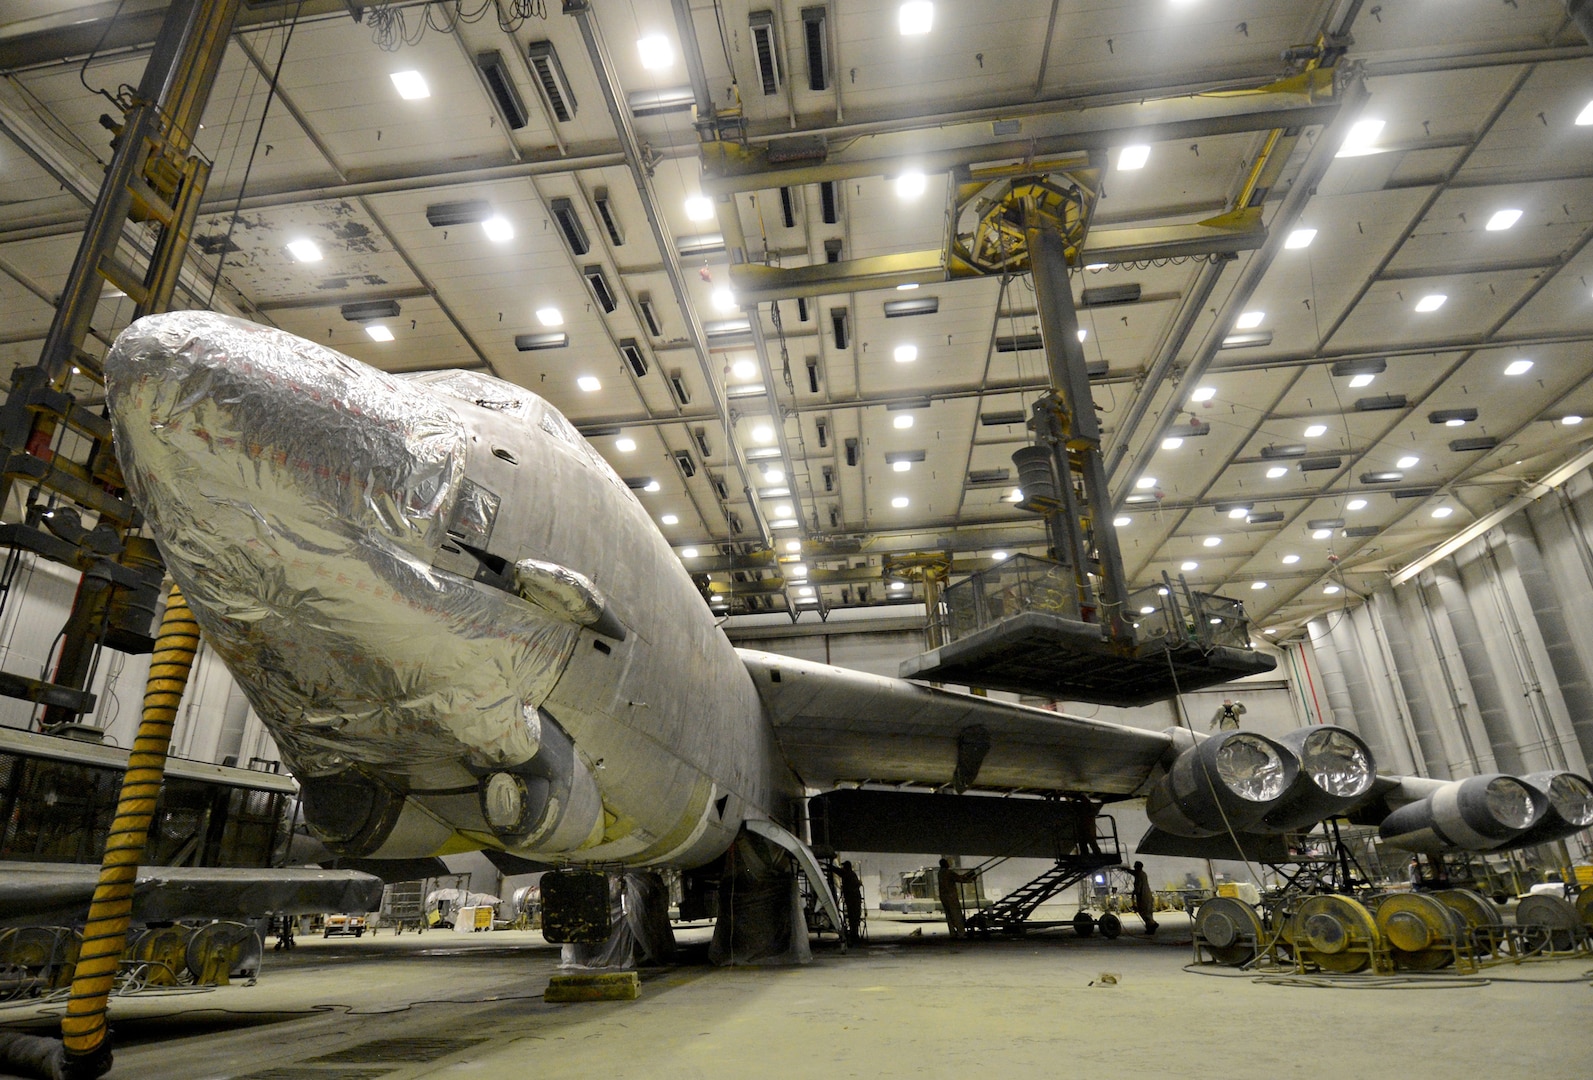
[1145,726,1376,838]
[1378,769,1593,854]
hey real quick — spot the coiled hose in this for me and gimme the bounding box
[56,585,199,1077]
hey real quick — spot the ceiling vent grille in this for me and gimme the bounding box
[1355,394,1406,411]
[694,428,712,458]
[514,332,567,351]
[673,450,697,479]
[1450,436,1499,452]
[967,468,1011,486]
[592,187,624,246]
[780,187,797,228]
[831,307,849,349]
[668,370,692,407]
[583,265,617,313]
[819,180,839,224]
[618,338,648,378]
[526,41,577,122]
[475,51,528,130]
[749,10,782,95]
[550,197,590,256]
[801,6,829,91]
[638,293,663,337]
[1298,456,1343,472]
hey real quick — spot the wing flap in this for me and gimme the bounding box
[740,649,1173,795]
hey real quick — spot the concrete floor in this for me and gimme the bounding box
[3,914,1590,1079]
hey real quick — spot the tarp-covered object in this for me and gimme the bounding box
[559,872,676,969]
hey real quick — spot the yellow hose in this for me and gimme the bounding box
[61,585,200,1069]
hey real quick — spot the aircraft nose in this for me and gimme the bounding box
[105,311,466,561]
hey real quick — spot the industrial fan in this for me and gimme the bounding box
[1372,893,1467,970]
[1193,897,1267,966]
[1285,894,1386,973]
[185,921,263,985]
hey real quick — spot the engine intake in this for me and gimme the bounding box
[1378,774,1547,853]
[1145,730,1298,837]
[1261,726,1375,832]
[1513,770,1593,848]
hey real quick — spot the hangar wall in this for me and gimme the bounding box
[1295,467,1593,862]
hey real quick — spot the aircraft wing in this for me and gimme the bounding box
[738,649,1173,795]
[0,864,384,928]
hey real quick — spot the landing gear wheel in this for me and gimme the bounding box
[1098,912,1122,939]
[1072,911,1095,938]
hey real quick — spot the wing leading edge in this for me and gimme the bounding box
[738,649,1173,795]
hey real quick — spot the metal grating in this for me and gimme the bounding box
[306,1037,490,1065]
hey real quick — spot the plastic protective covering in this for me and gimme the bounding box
[1484,778,1536,829]
[105,312,580,778]
[559,872,676,969]
[1214,734,1286,801]
[1300,728,1372,797]
[1548,774,1593,826]
[707,833,812,966]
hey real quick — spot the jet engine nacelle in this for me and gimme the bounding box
[1377,774,1549,854]
[1511,770,1593,849]
[1146,726,1375,838]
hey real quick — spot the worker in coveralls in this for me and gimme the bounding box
[937,858,977,939]
[834,860,864,944]
[1128,861,1158,934]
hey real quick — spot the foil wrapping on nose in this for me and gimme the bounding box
[105,312,580,777]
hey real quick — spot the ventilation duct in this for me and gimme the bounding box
[638,293,663,336]
[340,299,401,322]
[1450,436,1498,452]
[592,187,624,246]
[668,370,692,406]
[426,200,491,228]
[780,187,797,228]
[831,307,849,349]
[749,10,782,95]
[801,5,830,90]
[673,450,697,479]
[514,332,568,351]
[550,197,590,256]
[820,180,838,224]
[619,338,648,378]
[694,429,712,458]
[475,51,528,130]
[527,41,577,122]
[884,296,939,318]
[583,265,617,313]
[1080,283,1141,306]
[1355,394,1406,411]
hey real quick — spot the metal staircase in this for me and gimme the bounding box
[966,854,1121,934]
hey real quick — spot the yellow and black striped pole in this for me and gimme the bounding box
[59,585,201,1077]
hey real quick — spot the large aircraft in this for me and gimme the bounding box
[99,310,1593,958]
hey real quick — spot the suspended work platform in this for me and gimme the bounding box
[899,556,1276,707]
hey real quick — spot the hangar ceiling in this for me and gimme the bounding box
[0,0,1590,637]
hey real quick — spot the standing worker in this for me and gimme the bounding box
[1210,698,1246,731]
[834,860,864,945]
[937,858,977,939]
[1128,861,1158,935]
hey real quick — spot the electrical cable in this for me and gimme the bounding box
[77,0,132,109]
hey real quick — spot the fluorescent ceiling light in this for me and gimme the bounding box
[1282,554,1300,564]
[1346,498,1367,511]
[897,282,919,290]
[365,325,394,342]
[1191,386,1216,403]
[1202,536,1221,547]
[1180,561,1198,572]
[390,70,430,99]
[577,375,601,392]
[644,480,661,493]
[1337,118,1384,157]
[286,239,322,262]
[1348,374,1375,388]
[1140,605,1156,615]
[898,1,933,35]
[1266,466,1287,479]
[685,195,714,221]
[890,581,906,591]
[1485,209,1522,231]
[1445,418,1465,427]
[660,514,678,525]
[890,496,910,509]
[1431,506,1453,519]
[1324,584,1341,595]
[732,359,757,380]
[1236,310,1265,330]
[771,518,798,528]
[1285,228,1317,249]
[1077,328,1087,342]
[1312,528,1332,539]
[788,563,808,579]
[894,344,918,363]
[1504,359,1533,376]
[616,437,636,452]
[1251,581,1267,590]
[1117,145,1150,171]
[773,504,793,519]
[1228,507,1248,520]
[991,551,1008,561]
[893,460,911,472]
[1162,437,1183,450]
[1113,516,1131,527]
[1135,476,1157,489]
[751,424,774,443]
[1564,415,1584,426]
[785,540,802,553]
[712,287,737,312]
[482,216,514,243]
[637,35,674,69]
[1577,100,1593,125]
[797,586,814,598]
[1415,294,1447,313]
[681,547,698,559]
[763,467,785,483]
[1397,455,1420,469]
[894,171,927,199]
[894,414,914,429]
[536,307,563,327]
[1304,424,1327,438]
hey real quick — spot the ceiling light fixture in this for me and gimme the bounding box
[763,466,785,483]
[661,514,678,525]
[894,344,918,363]
[1162,437,1183,450]
[773,503,793,519]
[1266,467,1288,479]
[1285,228,1317,249]
[1578,99,1593,125]
[644,480,661,493]
[616,437,636,452]
[1324,584,1341,595]
[637,34,674,69]
[890,581,906,592]
[712,287,737,312]
[365,325,394,342]
[1304,424,1327,438]
[1485,208,1522,231]
[785,540,802,553]
[891,496,910,508]
[894,171,927,198]
[897,282,919,290]
[577,375,601,392]
[1346,498,1367,511]
[1564,415,1584,426]
[684,195,714,221]
[1431,506,1453,519]
[1135,476,1157,489]
[731,359,757,380]
[1113,516,1131,527]
[991,551,1008,561]
[1118,145,1150,170]
[390,70,430,100]
[751,424,774,443]
[1337,117,1384,157]
[893,460,911,472]
[1191,386,1217,403]
[1349,373,1375,388]
[1282,554,1300,565]
[898,1,934,35]
[1202,536,1221,548]
[1312,528,1332,539]
[1181,561,1198,572]
[1504,359,1533,376]
[1227,507,1248,520]
[1007,488,1023,503]
[1397,455,1420,469]
[1076,328,1087,342]
[1251,581,1267,590]
[285,239,322,262]
[1415,294,1447,313]
[536,307,563,327]
[681,547,698,559]
[481,216,514,243]
[894,414,914,429]
[1235,310,1265,330]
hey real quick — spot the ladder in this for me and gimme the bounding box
[966,854,1121,934]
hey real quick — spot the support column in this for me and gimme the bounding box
[1501,517,1593,770]
[1431,558,1529,774]
[1373,586,1452,779]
